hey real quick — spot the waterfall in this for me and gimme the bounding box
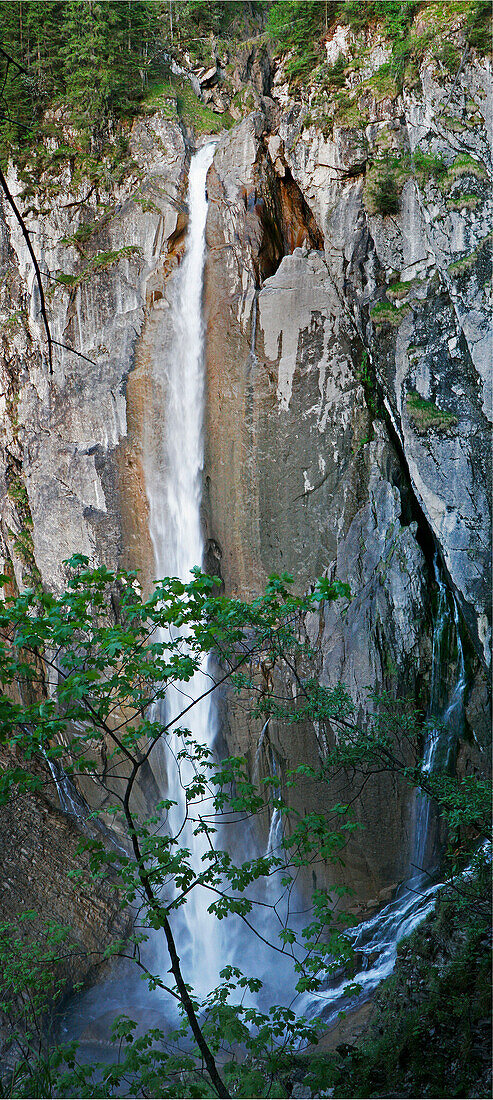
[265,753,284,856]
[138,141,469,1033]
[298,555,469,1026]
[413,555,466,876]
[45,753,90,821]
[144,142,223,1000]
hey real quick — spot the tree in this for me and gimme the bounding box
[0,1,164,163]
[265,2,338,79]
[0,558,357,1097]
[0,559,489,1097]
[62,1,161,135]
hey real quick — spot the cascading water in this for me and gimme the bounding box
[56,145,478,1063]
[144,141,223,1000]
[266,754,284,857]
[299,553,469,1025]
[413,555,466,875]
[142,146,470,1031]
[143,144,299,1018]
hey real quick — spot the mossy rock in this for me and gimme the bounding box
[448,234,492,277]
[446,193,481,211]
[55,246,142,291]
[370,302,410,328]
[387,280,414,301]
[143,76,234,135]
[447,154,487,183]
[406,390,458,433]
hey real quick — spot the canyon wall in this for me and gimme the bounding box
[0,25,490,933]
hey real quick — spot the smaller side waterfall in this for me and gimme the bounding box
[45,754,90,820]
[413,555,466,876]
[299,555,469,1025]
[266,753,284,856]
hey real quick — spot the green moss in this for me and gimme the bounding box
[6,472,40,587]
[142,78,180,119]
[439,113,467,132]
[56,246,142,291]
[333,93,367,128]
[0,309,27,335]
[368,61,398,99]
[7,475,30,515]
[412,147,448,182]
[387,279,414,300]
[406,390,458,432]
[144,76,234,135]
[447,193,481,211]
[10,526,41,587]
[370,302,410,327]
[448,153,487,181]
[63,223,95,248]
[178,83,234,134]
[230,85,257,118]
[448,249,480,276]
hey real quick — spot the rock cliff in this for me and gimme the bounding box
[0,16,490,933]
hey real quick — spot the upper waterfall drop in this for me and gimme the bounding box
[144,142,222,999]
[147,141,216,585]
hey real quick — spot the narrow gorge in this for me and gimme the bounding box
[0,2,490,1097]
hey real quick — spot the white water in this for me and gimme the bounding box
[413,556,466,874]
[141,142,470,1034]
[145,142,223,1000]
[266,755,284,856]
[56,139,481,1066]
[298,555,469,1025]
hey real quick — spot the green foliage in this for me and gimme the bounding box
[369,162,400,214]
[0,565,489,1096]
[323,694,490,859]
[55,245,142,291]
[356,349,379,418]
[174,81,234,135]
[465,0,492,52]
[265,1,335,81]
[0,915,81,1099]
[0,0,162,167]
[342,1,417,39]
[322,54,347,88]
[436,40,461,72]
[327,877,492,1098]
[0,558,359,1097]
[180,1,248,37]
[365,155,409,216]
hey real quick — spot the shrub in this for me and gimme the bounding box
[465,0,492,52]
[406,390,458,433]
[412,147,448,182]
[367,161,401,215]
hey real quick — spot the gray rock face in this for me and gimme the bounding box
[275,51,492,670]
[201,43,491,897]
[0,116,187,592]
[0,37,490,909]
[204,116,435,899]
